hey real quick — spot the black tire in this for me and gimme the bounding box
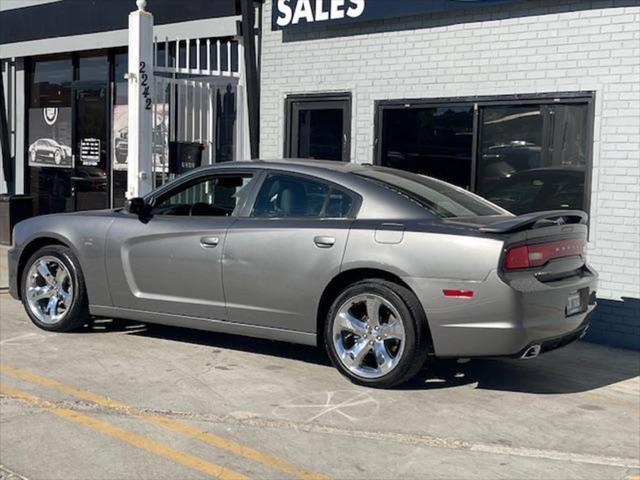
[324,279,430,389]
[21,245,90,332]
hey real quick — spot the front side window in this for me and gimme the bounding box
[358,168,506,218]
[153,174,254,217]
[251,173,353,218]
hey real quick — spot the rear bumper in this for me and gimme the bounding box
[406,266,598,358]
[510,322,590,359]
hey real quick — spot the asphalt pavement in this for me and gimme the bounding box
[0,254,639,479]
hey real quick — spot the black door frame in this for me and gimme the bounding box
[284,93,352,162]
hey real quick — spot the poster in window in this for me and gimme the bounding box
[112,103,169,172]
[28,107,73,168]
[80,138,101,166]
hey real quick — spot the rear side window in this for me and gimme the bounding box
[357,168,507,218]
[251,173,354,218]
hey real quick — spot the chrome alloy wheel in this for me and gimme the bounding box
[25,256,74,325]
[332,294,406,379]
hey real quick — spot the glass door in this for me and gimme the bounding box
[285,95,351,161]
[72,83,109,211]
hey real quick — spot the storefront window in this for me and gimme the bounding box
[112,51,129,207]
[379,105,473,188]
[78,55,108,82]
[28,56,74,215]
[376,96,591,216]
[478,103,589,214]
[29,58,72,107]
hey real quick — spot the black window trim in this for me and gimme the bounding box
[284,92,352,162]
[244,169,362,220]
[373,91,595,224]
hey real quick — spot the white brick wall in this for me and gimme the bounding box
[260,0,640,301]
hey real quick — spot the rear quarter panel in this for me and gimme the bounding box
[13,212,116,306]
[342,220,507,356]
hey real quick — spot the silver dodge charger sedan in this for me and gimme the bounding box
[8,160,598,388]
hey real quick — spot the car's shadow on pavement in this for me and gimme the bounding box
[81,317,639,395]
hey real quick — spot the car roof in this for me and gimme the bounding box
[206,158,370,173]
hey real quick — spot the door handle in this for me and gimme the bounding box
[200,236,220,248]
[314,236,335,248]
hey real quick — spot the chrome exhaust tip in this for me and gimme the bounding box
[521,344,541,359]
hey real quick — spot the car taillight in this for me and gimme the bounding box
[504,238,586,270]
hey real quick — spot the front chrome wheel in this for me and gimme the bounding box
[332,293,406,379]
[25,256,74,325]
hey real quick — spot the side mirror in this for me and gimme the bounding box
[125,197,147,216]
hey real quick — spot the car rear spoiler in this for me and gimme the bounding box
[479,210,588,233]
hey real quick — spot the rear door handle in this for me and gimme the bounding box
[200,236,220,248]
[314,236,335,248]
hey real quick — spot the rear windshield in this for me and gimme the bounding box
[357,169,508,218]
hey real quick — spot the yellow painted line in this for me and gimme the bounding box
[0,364,329,480]
[0,383,248,480]
[626,475,640,480]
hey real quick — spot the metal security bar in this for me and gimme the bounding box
[153,36,240,77]
[150,35,242,188]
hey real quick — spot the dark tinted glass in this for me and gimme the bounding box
[252,174,331,218]
[29,58,72,107]
[297,109,343,161]
[154,175,254,216]
[380,106,473,188]
[358,168,505,218]
[78,55,108,82]
[477,103,588,213]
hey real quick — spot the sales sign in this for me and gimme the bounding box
[272,0,525,30]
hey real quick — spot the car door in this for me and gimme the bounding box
[223,171,358,333]
[105,170,257,319]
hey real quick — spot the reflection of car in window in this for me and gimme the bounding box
[28,138,72,166]
[485,167,585,215]
[114,125,168,164]
[72,167,108,192]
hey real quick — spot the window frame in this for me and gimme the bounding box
[373,91,595,220]
[244,170,361,221]
[146,169,259,218]
[284,93,352,162]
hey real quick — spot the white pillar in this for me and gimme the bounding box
[127,0,154,198]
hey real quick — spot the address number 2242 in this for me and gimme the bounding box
[139,61,152,110]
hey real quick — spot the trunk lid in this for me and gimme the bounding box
[445,210,589,281]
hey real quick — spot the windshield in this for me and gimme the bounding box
[357,168,509,218]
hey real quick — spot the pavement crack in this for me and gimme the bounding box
[4,394,636,470]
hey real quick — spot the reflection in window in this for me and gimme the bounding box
[112,52,129,207]
[29,58,72,107]
[252,174,331,218]
[478,103,588,213]
[78,55,108,82]
[154,175,254,216]
[380,106,474,188]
